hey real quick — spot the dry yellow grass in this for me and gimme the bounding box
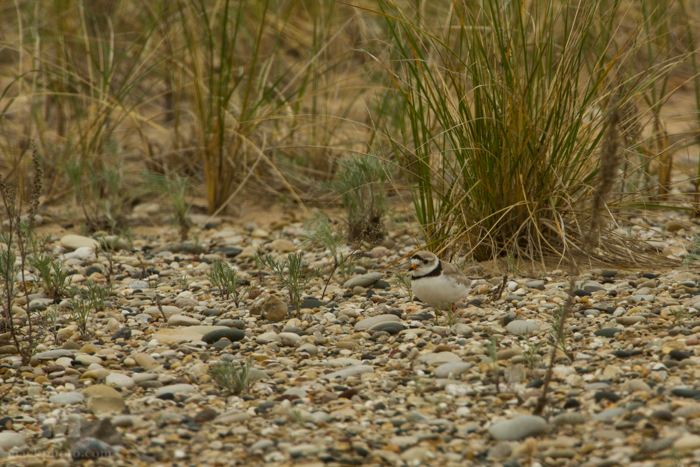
[0,0,699,249]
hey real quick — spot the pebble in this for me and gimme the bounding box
[488,416,548,441]
[34,349,73,360]
[343,272,382,288]
[433,362,473,378]
[673,434,700,451]
[105,373,135,389]
[155,384,196,397]
[60,234,99,251]
[594,328,621,338]
[0,432,26,449]
[505,320,539,335]
[354,314,400,331]
[167,314,201,326]
[49,392,85,405]
[368,321,405,334]
[418,352,462,365]
[202,329,245,344]
[322,365,374,380]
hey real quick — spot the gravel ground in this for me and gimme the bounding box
[2,210,700,467]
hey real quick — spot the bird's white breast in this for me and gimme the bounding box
[412,275,471,308]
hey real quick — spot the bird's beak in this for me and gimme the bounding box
[411,264,418,270]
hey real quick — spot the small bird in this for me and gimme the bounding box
[410,250,473,308]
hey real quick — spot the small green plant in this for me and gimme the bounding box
[534,280,574,416]
[667,306,689,326]
[96,236,120,285]
[486,337,500,394]
[324,156,388,244]
[336,252,358,283]
[0,149,43,363]
[683,236,700,264]
[304,214,358,297]
[208,261,250,307]
[518,340,542,370]
[410,375,425,395]
[291,409,305,426]
[394,272,413,300]
[70,296,93,340]
[257,252,322,315]
[141,172,193,241]
[32,254,73,299]
[177,276,190,290]
[44,306,60,345]
[550,305,573,362]
[85,282,112,312]
[506,253,517,277]
[209,358,256,395]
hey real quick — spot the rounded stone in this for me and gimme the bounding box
[202,329,245,345]
[450,323,473,337]
[105,373,135,390]
[434,362,473,378]
[343,272,382,289]
[60,234,99,251]
[49,392,85,406]
[368,321,405,334]
[505,320,539,336]
[155,384,196,397]
[322,365,374,380]
[113,327,132,340]
[594,328,621,338]
[418,352,462,365]
[354,314,401,332]
[0,432,26,450]
[167,315,201,326]
[488,415,548,441]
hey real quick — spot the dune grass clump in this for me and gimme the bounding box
[375,0,680,263]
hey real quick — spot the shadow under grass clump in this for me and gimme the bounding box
[325,155,388,245]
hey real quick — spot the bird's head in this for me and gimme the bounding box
[410,250,439,276]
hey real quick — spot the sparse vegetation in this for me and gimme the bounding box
[394,272,412,301]
[43,306,60,346]
[683,236,700,264]
[32,254,73,299]
[257,252,322,315]
[69,295,93,340]
[85,282,112,312]
[209,358,256,395]
[519,340,543,371]
[64,158,130,234]
[304,214,358,297]
[208,261,250,307]
[485,337,500,395]
[141,172,193,241]
[325,156,389,244]
[0,150,43,363]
